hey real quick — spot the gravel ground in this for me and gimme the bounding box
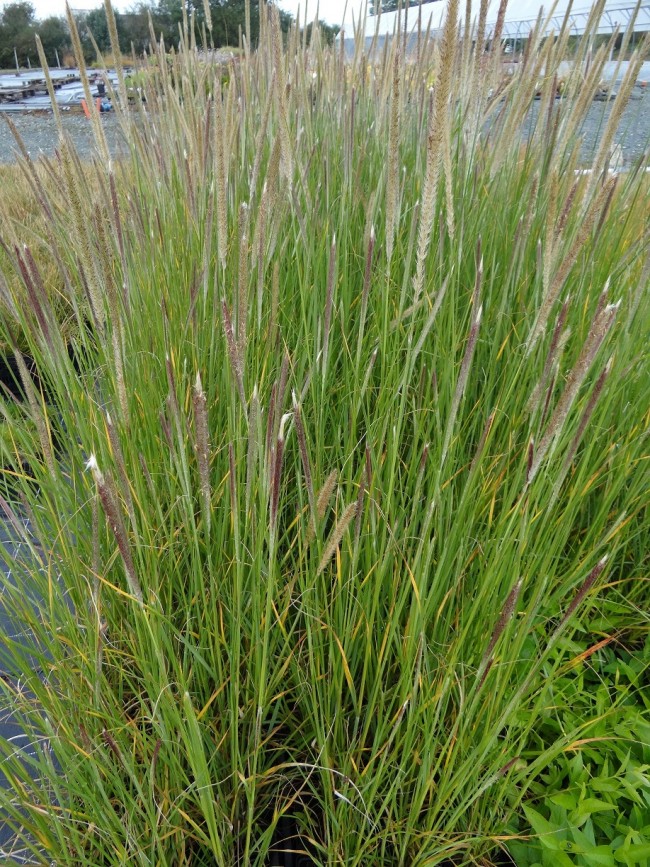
[524,92,650,166]
[0,112,127,164]
[581,96,649,164]
[0,93,648,166]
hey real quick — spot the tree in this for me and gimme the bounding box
[152,0,293,50]
[120,6,155,57]
[76,6,151,63]
[303,20,340,47]
[80,7,111,57]
[0,0,297,72]
[370,0,398,12]
[36,15,70,66]
[0,1,36,67]
[370,0,442,14]
[1,0,35,33]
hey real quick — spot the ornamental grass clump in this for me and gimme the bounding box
[0,1,648,864]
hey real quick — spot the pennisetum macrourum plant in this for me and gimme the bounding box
[0,1,648,864]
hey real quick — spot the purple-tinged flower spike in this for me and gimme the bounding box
[246,386,260,512]
[193,373,211,533]
[361,225,376,319]
[306,469,339,544]
[221,300,246,407]
[237,202,250,349]
[477,579,522,690]
[317,470,339,522]
[293,393,316,535]
[539,368,557,430]
[527,179,617,353]
[86,454,143,607]
[386,46,401,265]
[15,245,54,355]
[165,355,182,431]
[109,168,126,297]
[275,351,291,437]
[270,413,291,535]
[159,411,173,450]
[317,502,358,576]
[527,298,570,416]
[526,438,535,486]
[9,341,55,480]
[549,359,612,506]
[419,442,430,476]
[528,298,619,484]
[558,557,608,630]
[106,412,136,530]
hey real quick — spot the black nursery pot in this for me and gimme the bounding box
[0,339,320,866]
[0,344,80,856]
[0,334,89,404]
[0,336,92,492]
[267,812,318,866]
[0,512,64,861]
[0,352,43,404]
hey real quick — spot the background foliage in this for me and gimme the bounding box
[0,0,338,68]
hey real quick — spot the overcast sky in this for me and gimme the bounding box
[21,0,366,26]
[17,0,126,19]
[277,0,365,27]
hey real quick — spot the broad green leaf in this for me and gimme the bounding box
[620,777,645,802]
[570,797,617,827]
[550,792,577,810]
[524,806,564,851]
[591,778,620,794]
[562,839,616,866]
[584,847,618,867]
[542,850,574,867]
[614,842,650,863]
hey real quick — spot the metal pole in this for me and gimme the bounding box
[14,46,19,70]
[55,48,61,68]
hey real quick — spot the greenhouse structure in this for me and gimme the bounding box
[360,1,650,40]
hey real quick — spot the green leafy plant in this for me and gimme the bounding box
[508,638,650,866]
